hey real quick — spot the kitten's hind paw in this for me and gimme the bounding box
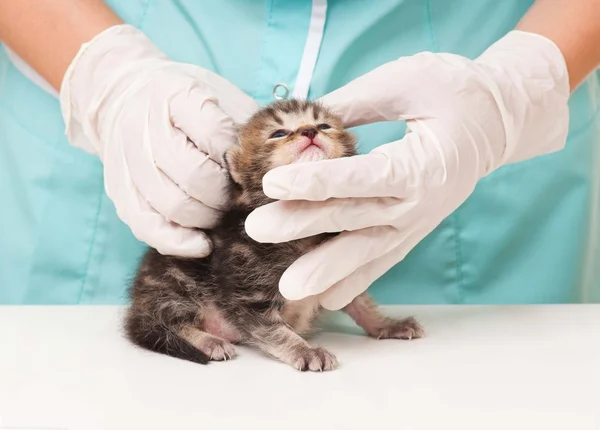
[194,334,236,361]
[290,346,338,372]
[375,317,424,340]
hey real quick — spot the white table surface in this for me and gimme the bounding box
[1,305,599,430]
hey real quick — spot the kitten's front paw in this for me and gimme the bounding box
[375,317,424,340]
[197,336,236,361]
[290,346,338,372]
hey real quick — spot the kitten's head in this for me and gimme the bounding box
[224,99,356,208]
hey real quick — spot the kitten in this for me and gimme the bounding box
[124,99,424,371]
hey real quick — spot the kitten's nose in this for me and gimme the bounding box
[299,127,317,140]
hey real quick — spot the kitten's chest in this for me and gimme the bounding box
[213,229,327,334]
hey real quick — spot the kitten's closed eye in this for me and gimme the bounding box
[317,124,331,130]
[269,130,289,139]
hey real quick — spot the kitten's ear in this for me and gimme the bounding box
[224,146,243,185]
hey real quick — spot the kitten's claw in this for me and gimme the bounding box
[291,346,338,372]
[375,317,424,340]
[198,336,236,361]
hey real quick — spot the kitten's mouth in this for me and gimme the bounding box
[297,138,323,153]
[292,139,327,164]
[287,136,328,164]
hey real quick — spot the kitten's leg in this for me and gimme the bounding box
[343,293,424,340]
[179,326,236,361]
[243,315,338,371]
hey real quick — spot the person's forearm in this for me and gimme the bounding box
[517,0,600,91]
[0,0,122,90]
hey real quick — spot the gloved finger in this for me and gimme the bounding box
[151,120,231,211]
[103,142,213,258]
[319,53,462,128]
[262,132,429,201]
[122,189,213,258]
[245,196,418,243]
[278,225,407,300]
[169,88,237,167]
[318,61,411,127]
[183,64,260,125]
[318,228,429,310]
[119,104,222,229]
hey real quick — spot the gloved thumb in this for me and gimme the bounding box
[279,225,403,301]
[319,227,428,310]
[318,55,436,128]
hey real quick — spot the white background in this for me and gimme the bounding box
[1,305,599,430]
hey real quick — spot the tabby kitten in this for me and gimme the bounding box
[124,99,424,371]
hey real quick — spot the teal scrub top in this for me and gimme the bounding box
[1,0,599,305]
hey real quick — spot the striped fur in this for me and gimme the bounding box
[124,100,423,371]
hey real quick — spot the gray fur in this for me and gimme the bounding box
[124,100,424,371]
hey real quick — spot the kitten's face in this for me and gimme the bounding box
[250,101,353,165]
[225,100,356,207]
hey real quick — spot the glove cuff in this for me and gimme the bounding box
[476,30,570,166]
[59,24,167,155]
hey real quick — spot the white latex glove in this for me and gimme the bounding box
[245,30,570,309]
[60,24,258,257]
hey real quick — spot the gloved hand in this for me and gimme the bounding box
[60,24,258,257]
[245,30,570,309]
